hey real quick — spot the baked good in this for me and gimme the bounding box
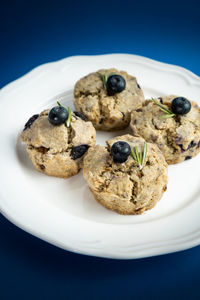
[83,134,168,215]
[21,107,96,178]
[74,68,144,130]
[130,95,200,164]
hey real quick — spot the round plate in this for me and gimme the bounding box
[1,54,200,259]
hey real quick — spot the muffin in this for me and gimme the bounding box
[21,106,96,178]
[74,68,144,130]
[130,95,200,164]
[83,134,168,215]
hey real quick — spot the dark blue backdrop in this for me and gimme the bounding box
[1,0,200,299]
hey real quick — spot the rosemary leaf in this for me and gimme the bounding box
[158,106,172,114]
[151,98,171,113]
[141,142,147,169]
[130,149,137,161]
[103,70,108,89]
[135,146,141,166]
[151,98,175,118]
[138,151,142,164]
[98,70,115,89]
[160,114,175,119]
[66,106,72,127]
[131,142,147,170]
[57,101,62,107]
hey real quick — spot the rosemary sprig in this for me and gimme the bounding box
[98,70,108,89]
[98,71,115,89]
[151,98,175,119]
[141,142,147,168]
[57,101,72,127]
[130,142,147,170]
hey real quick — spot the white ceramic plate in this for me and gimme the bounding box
[1,54,200,259]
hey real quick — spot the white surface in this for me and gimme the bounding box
[0,54,200,259]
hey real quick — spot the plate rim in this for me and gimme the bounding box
[1,53,200,259]
[1,53,200,93]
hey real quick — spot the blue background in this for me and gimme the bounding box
[1,0,200,299]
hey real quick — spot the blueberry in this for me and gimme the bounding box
[71,145,89,160]
[23,114,39,131]
[73,111,86,121]
[178,144,185,153]
[106,75,126,96]
[185,156,192,160]
[111,141,131,163]
[178,141,196,152]
[48,106,68,125]
[187,141,196,149]
[171,97,191,115]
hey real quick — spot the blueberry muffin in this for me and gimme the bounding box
[74,69,144,130]
[83,134,168,215]
[21,105,96,178]
[130,95,200,164]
